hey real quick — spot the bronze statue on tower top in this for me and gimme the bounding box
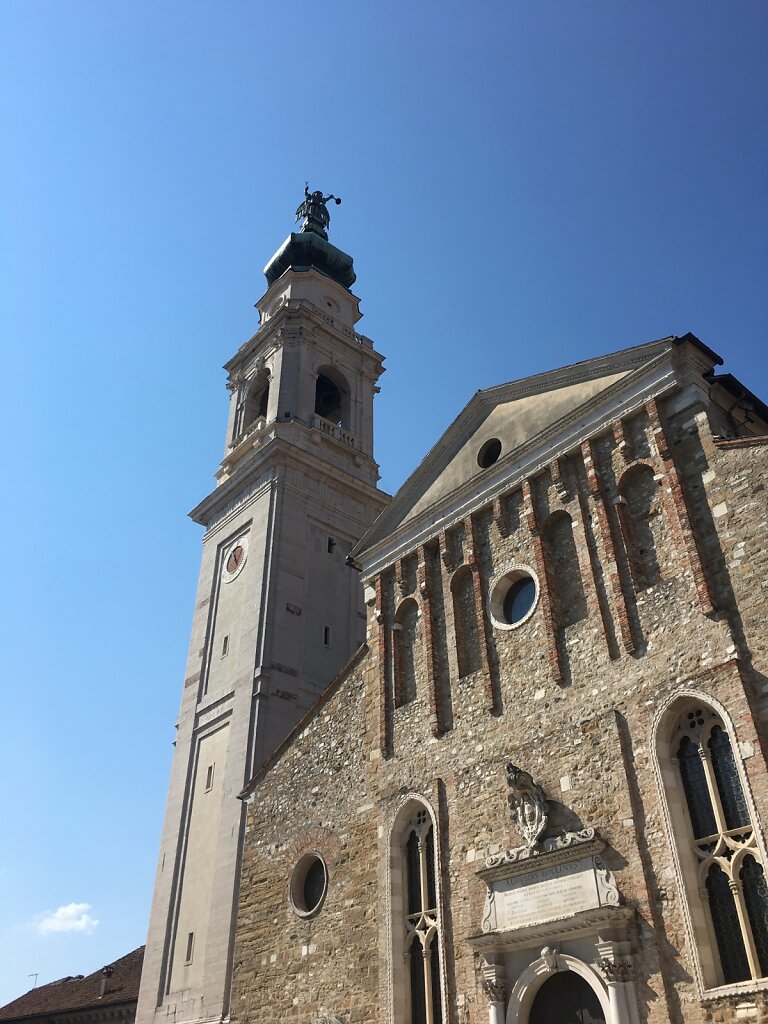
[295,184,342,240]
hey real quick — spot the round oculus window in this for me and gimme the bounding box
[289,853,328,918]
[489,567,539,630]
[477,438,502,468]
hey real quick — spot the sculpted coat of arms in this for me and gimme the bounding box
[506,763,548,849]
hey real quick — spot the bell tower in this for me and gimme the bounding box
[136,191,388,1024]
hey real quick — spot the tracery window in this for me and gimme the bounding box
[671,705,768,985]
[403,808,443,1024]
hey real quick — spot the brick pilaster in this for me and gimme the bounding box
[466,514,498,713]
[582,439,637,654]
[549,458,569,501]
[418,545,441,737]
[571,453,620,660]
[612,418,631,462]
[374,572,391,757]
[439,528,455,572]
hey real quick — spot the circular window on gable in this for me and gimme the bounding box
[477,437,502,468]
[489,566,539,630]
[289,853,328,918]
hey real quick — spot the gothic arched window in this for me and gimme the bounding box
[393,804,444,1024]
[665,702,768,986]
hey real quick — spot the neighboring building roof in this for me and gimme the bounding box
[0,947,144,1022]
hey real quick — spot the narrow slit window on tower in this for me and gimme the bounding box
[205,764,215,792]
[327,536,336,554]
[323,626,331,647]
[184,932,194,964]
[221,634,229,657]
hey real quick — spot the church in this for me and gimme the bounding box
[135,189,768,1024]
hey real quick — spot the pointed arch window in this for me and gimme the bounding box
[403,808,442,1024]
[390,801,445,1024]
[669,704,768,986]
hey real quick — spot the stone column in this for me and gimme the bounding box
[481,957,507,1024]
[597,955,634,1024]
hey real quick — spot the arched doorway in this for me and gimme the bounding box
[528,972,606,1024]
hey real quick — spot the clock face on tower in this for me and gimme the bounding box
[222,536,248,582]
[226,546,243,573]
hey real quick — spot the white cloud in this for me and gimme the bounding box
[37,903,99,936]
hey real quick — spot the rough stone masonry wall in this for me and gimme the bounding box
[231,399,768,1024]
[231,651,381,1024]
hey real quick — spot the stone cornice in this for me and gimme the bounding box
[466,905,634,952]
[224,287,384,376]
[238,642,371,800]
[478,836,605,883]
[190,426,389,532]
[352,333,724,576]
[354,351,683,578]
[712,434,768,449]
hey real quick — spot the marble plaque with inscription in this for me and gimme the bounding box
[481,854,619,933]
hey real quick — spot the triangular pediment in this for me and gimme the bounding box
[352,335,714,571]
[408,365,630,521]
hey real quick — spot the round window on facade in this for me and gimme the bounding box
[477,438,502,468]
[489,567,539,630]
[289,853,328,918]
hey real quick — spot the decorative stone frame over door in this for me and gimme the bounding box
[506,952,612,1024]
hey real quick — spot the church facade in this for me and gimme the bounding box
[139,195,768,1024]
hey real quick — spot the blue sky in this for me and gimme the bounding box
[1,0,766,1004]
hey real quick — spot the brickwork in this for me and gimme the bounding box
[230,392,768,1024]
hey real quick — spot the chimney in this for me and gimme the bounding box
[99,965,114,999]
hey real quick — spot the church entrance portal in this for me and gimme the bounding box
[528,971,606,1024]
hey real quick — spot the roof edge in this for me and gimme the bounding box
[239,643,370,800]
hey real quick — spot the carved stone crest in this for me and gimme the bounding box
[506,763,548,849]
[540,946,560,973]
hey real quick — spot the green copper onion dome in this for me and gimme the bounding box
[263,186,356,290]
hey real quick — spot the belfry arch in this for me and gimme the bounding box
[314,364,350,427]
